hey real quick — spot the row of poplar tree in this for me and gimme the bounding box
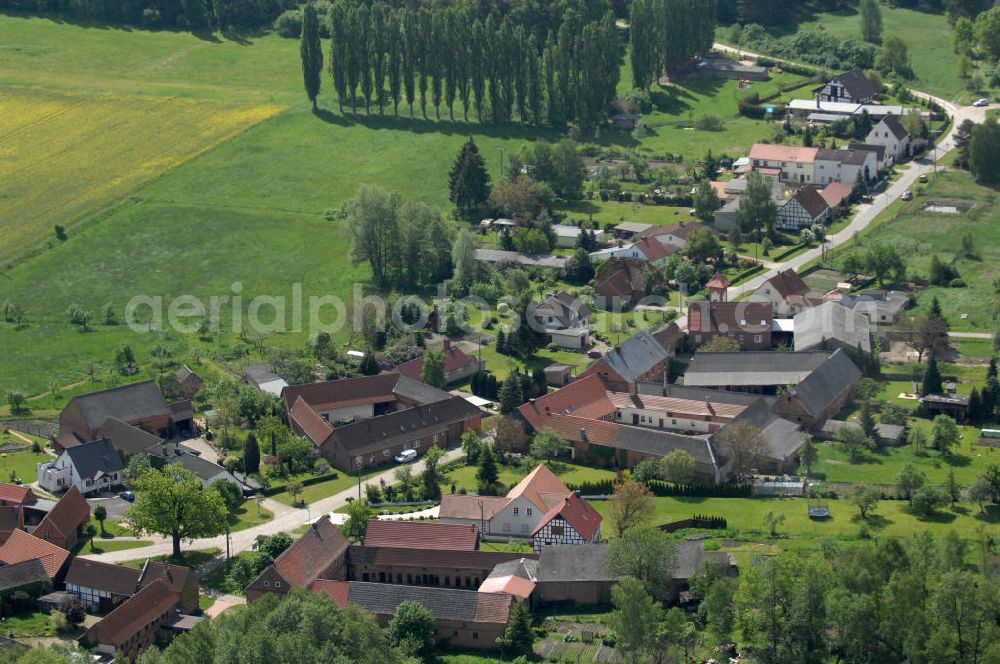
[300,0,718,127]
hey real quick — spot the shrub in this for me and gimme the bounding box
[273,9,302,37]
[693,114,725,131]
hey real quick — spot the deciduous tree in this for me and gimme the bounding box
[607,479,654,535]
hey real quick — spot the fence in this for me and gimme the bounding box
[2,420,58,439]
[659,515,728,533]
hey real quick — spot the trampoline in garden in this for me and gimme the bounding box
[808,501,830,520]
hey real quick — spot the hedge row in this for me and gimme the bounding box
[261,471,341,497]
[568,478,754,498]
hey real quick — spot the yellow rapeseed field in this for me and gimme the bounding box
[0,89,282,262]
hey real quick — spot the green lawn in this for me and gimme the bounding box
[812,424,1000,487]
[228,504,273,532]
[726,5,965,101]
[592,495,998,547]
[823,171,1000,333]
[3,612,56,638]
[558,201,699,228]
[0,449,52,484]
[75,537,154,556]
[270,472,359,507]
[441,460,617,495]
[474,344,594,381]
[120,547,221,570]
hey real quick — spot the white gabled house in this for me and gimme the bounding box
[37,439,124,496]
[531,492,603,552]
[866,115,911,163]
[776,186,831,231]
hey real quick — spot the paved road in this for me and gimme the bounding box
[84,447,464,563]
[949,331,993,339]
[687,44,994,313]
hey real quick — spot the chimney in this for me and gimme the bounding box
[580,428,589,442]
[628,381,637,397]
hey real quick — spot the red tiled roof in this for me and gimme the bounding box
[282,373,400,413]
[0,483,34,507]
[706,272,731,290]
[518,374,615,431]
[36,486,89,544]
[87,579,176,648]
[634,223,698,241]
[395,346,478,382]
[65,558,142,596]
[533,414,621,446]
[634,236,678,262]
[707,181,734,201]
[766,269,811,298]
[505,464,572,512]
[478,575,535,599]
[475,592,516,623]
[288,395,334,446]
[311,579,350,608]
[272,516,350,589]
[363,521,479,551]
[0,529,70,578]
[653,322,683,351]
[749,144,819,164]
[819,182,853,208]
[439,494,510,521]
[0,506,23,535]
[531,492,602,541]
[687,301,773,335]
[791,185,830,219]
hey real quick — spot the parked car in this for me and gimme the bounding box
[394,449,418,464]
[587,349,602,359]
[902,191,913,201]
[974,98,989,107]
[119,490,136,502]
[918,174,928,183]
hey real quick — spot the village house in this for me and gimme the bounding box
[634,223,699,250]
[31,485,90,550]
[578,329,674,391]
[313,581,514,650]
[172,365,203,401]
[284,373,481,472]
[793,301,872,353]
[97,417,164,458]
[848,143,890,169]
[394,340,485,386]
[64,557,199,613]
[533,544,619,607]
[530,492,602,552]
[531,292,591,350]
[37,439,124,497]
[84,579,180,660]
[0,483,35,509]
[750,269,824,317]
[592,257,662,310]
[818,69,878,104]
[866,114,911,162]
[687,300,774,351]
[840,289,910,326]
[440,464,602,540]
[57,381,188,446]
[0,529,71,582]
[818,181,855,210]
[479,558,537,604]
[0,559,51,606]
[777,186,831,231]
[813,148,877,187]
[347,547,534,590]
[246,516,350,601]
[712,179,786,232]
[749,144,818,184]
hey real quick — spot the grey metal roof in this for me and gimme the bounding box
[536,544,618,583]
[487,558,538,582]
[243,364,283,389]
[345,582,504,622]
[474,249,568,269]
[100,418,163,456]
[728,400,806,462]
[614,427,718,466]
[788,348,862,417]
[602,330,672,383]
[331,397,480,453]
[0,559,49,592]
[69,381,170,430]
[793,301,872,353]
[634,383,762,406]
[392,374,455,406]
[683,351,832,388]
[64,439,125,478]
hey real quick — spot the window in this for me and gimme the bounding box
[383,449,390,457]
[520,523,529,534]
[502,522,511,532]
[274,582,281,588]
[754,335,763,343]
[552,525,564,536]
[513,507,519,515]
[473,633,479,640]
[263,581,269,587]
[526,508,532,516]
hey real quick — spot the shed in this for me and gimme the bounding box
[544,364,574,387]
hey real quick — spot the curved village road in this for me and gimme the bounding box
[86,53,988,564]
[83,447,465,563]
[708,43,993,306]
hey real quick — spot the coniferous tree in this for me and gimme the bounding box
[923,355,943,396]
[448,138,492,219]
[388,10,403,115]
[329,1,350,113]
[243,432,261,474]
[370,3,388,115]
[417,8,433,119]
[300,3,323,111]
[402,10,419,117]
[498,371,524,414]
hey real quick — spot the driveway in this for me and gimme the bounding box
[83,447,465,563]
[87,495,131,520]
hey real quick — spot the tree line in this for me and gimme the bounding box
[628,0,717,89]
[309,2,621,128]
[0,0,287,30]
